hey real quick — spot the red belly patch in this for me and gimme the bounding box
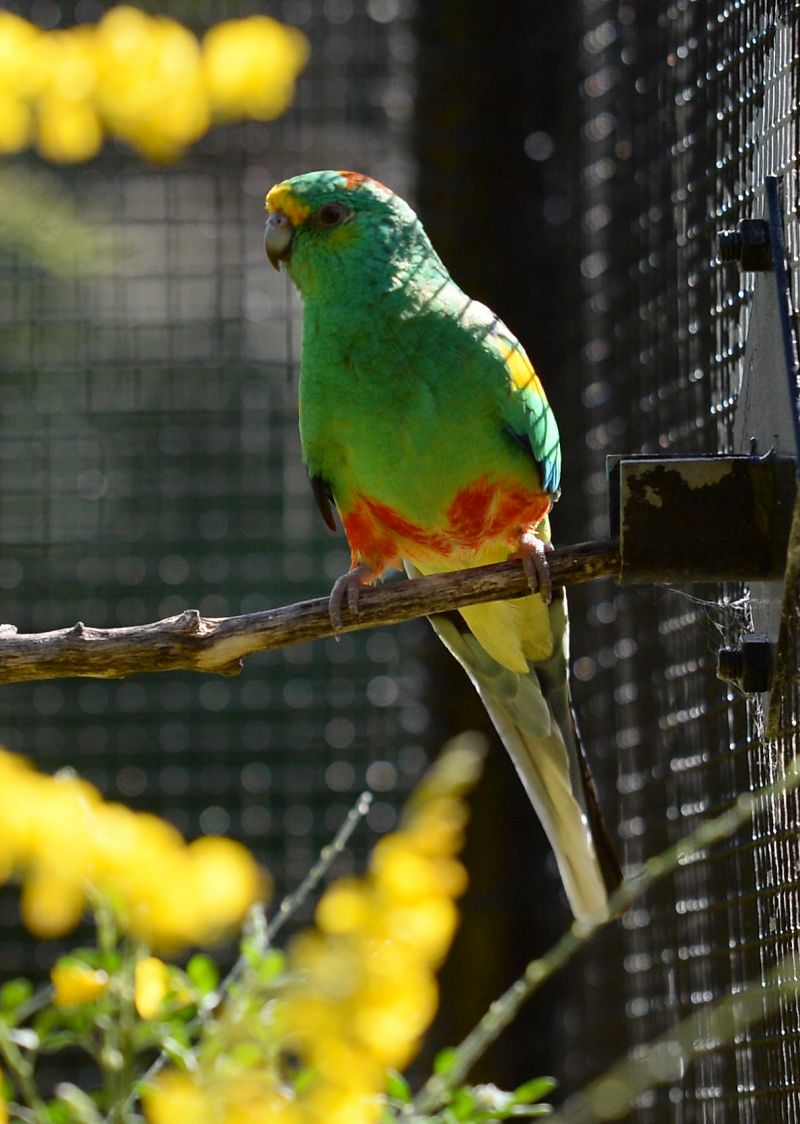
[341,478,551,573]
[447,476,549,546]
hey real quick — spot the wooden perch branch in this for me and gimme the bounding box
[0,539,619,685]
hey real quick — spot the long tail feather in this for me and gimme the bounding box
[408,563,621,921]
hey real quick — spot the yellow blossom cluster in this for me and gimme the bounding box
[0,749,265,950]
[0,7,308,163]
[51,960,109,1007]
[51,952,194,1028]
[144,738,484,1124]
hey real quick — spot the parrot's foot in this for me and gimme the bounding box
[519,532,553,604]
[329,562,373,629]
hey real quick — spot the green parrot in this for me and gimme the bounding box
[264,169,621,921]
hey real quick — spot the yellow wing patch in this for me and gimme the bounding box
[265,183,311,225]
[496,337,545,396]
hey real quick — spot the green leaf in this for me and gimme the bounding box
[67,947,120,973]
[0,978,34,1013]
[486,1107,553,1118]
[433,1047,459,1077]
[292,1065,317,1095]
[57,1007,98,1039]
[481,1105,554,1120]
[512,1077,557,1105]
[33,1006,61,1038]
[450,1086,479,1119]
[95,949,123,975]
[165,1021,192,1049]
[256,948,287,984]
[53,1083,103,1123]
[385,1069,412,1103]
[230,1041,264,1068]
[241,935,263,967]
[186,954,219,995]
[162,1035,193,1067]
[38,1030,84,1054]
[43,1101,76,1124]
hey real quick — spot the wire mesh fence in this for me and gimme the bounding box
[565,1,800,1120]
[0,0,426,982]
[1,0,800,1117]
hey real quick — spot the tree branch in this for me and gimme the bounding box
[0,539,619,684]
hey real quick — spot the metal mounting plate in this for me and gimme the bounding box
[729,177,800,733]
[607,454,795,586]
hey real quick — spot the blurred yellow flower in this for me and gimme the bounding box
[275,736,484,1113]
[134,956,170,1019]
[51,960,109,1007]
[142,1069,212,1124]
[189,836,266,933]
[0,13,45,99]
[0,7,309,164]
[36,25,102,162]
[41,26,96,100]
[145,1070,311,1124]
[315,878,372,935]
[21,866,84,938]
[203,16,309,121]
[213,1077,306,1124]
[146,736,486,1124]
[0,748,266,950]
[0,95,33,154]
[94,6,208,162]
[36,93,103,163]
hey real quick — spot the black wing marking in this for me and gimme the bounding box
[310,474,338,533]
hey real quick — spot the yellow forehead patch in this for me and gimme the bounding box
[265,183,311,224]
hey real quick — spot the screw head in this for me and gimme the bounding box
[717,219,771,271]
[717,634,773,693]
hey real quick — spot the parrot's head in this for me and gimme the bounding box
[264,169,437,300]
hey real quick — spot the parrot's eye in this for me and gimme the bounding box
[315,202,350,228]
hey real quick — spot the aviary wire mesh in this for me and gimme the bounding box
[0,0,424,976]
[3,0,800,1114]
[566,1,800,1119]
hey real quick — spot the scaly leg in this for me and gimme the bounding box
[519,529,554,604]
[329,562,373,629]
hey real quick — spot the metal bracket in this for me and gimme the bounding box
[724,176,800,734]
[728,178,800,464]
[606,178,800,735]
[608,453,795,585]
[607,446,797,734]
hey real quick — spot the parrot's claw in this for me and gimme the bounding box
[329,563,372,629]
[519,532,553,604]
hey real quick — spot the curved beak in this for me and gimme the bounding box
[265,210,294,271]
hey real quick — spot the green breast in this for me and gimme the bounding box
[298,280,543,525]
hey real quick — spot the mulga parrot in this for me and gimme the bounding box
[264,169,620,921]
